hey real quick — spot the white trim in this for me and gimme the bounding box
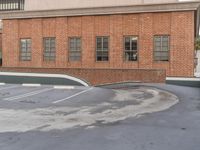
[4,88,53,101]
[194,73,200,78]
[0,72,89,87]
[0,83,5,85]
[166,77,200,81]
[53,87,93,104]
[0,1,199,19]
[54,86,75,89]
[22,84,41,87]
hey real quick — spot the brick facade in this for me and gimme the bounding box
[1,11,195,83]
[0,68,166,86]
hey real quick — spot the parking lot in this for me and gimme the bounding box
[0,83,200,150]
[0,83,93,108]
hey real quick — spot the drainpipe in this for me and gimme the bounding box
[196,5,200,38]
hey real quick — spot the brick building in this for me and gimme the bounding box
[0,0,199,85]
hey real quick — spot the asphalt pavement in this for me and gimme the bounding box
[0,83,199,150]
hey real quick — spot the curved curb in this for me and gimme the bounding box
[0,72,89,87]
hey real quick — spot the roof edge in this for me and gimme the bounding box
[23,1,200,12]
[0,1,200,19]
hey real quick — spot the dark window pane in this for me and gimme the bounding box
[155,46,161,51]
[124,36,138,61]
[125,37,130,51]
[44,52,50,57]
[131,37,138,50]
[154,35,169,61]
[21,42,26,48]
[20,39,31,61]
[76,39,81,50]
[155,37,161,42]
[21,47,27,52]
[50,47,55,52]
[96,37,109,61]
[69,37,82,61]
[44,38,56,61]
[155,41,161,47]
[162,36,169,42]
[162,41,168,47]
[97,38,102,50]
[96,51,109,61]
[125,51,137,61]
[162,46,168,51]
[69,51,81,61]
[26,53,31,57]
[45,39,50,45]
[103,37,109,51]
[131,38,137,51]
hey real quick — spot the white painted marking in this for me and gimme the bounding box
[0,83,5,85]
[0,85,19,91]
[53,87,94,104]
[166,77,200,81]
[22,84,41,87]
[4,88,53,101]
[0,72,89,87]
[54,86,74,90]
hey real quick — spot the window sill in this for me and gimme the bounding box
[153,61,169,63]
[68,61,82,63]
[19,60,31,62]
[95,61,110,63]
[123,61,138,63]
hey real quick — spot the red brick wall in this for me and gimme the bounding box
[0,67,166,85]
[2,11,195,77]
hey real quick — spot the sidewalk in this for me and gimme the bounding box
[166,77,200,87]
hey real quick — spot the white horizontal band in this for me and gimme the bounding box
[0,72,89,87]
[54,86,75,89]
[166,77,200,81]
[22,84,41,87]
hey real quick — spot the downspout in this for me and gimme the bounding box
[195,5,200,77]
[196,5,200,38]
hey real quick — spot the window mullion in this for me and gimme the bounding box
[161,37,163,52]
[75,38,77,51]
[161,37,163,60]
[25,41,28,58]
[25,41,27,53]
[101,38,103,51]
[49,39,51,59]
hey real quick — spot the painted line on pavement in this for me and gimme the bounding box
[4,88,53,101]
[22,84,41,87]
[53,87,94,104]
[0,72,89,87]
[0,85,19,91]
[0,83,5,85]
[54,86,75,90]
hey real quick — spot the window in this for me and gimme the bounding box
[0,0,24,11]
[124,36,138,61]
[20,39,31,61]
[96,36,109,61]
[43,37,56,61]
[69,37,81,61]
[154,35,170,61]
